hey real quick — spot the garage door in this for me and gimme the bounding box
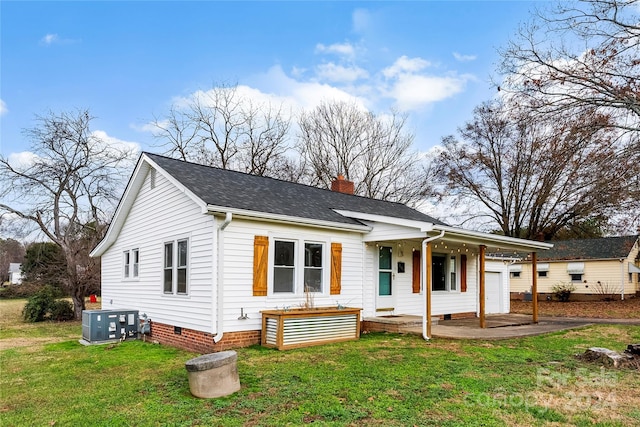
[485,272,502,314]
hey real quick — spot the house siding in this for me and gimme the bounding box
[217,218,365,334]
[100,168,216,332]
[511,251,640,298]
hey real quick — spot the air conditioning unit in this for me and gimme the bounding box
[81,309,139,344]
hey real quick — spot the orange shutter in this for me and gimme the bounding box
[412,250,421,293]
[330,242,342,295]
[460,254,467,292]
[253,236,269,296]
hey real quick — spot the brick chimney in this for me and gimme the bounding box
[331,174,354,195]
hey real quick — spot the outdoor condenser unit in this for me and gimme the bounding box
[82,309,139,344]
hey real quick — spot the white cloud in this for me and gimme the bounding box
[39,33,78,46]
[315,42,356,58]
[352,8,372,34]
[40,33,59,45]
[385,73,470,110]
[8,151,39,168]
[0,99,7,116]
[453,52,477,62]
[91,130,141,156]
[382,56,431,78]
[316,62,369,83]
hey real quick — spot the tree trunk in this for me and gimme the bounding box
[72,287,86,320]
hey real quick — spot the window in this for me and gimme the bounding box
[304,242,323,292]
[123,249,139,279]
[538,271,548,278]
[570,273,583,282]
[510,271,521,278]
[164,239,188,294]
[274,240,295,293]
[432,254,458,291]
[272,239,326,294]
[379,246,392,296]
[449,256,457,291]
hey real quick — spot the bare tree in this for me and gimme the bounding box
[297,100,434,205]
[435,100,638,240]
[498,0,640,132]
[151,83,293,179]
[0,110,135,318]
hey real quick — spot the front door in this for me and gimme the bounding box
[377,246,394,310]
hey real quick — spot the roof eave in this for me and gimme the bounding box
[431,224,554,252]
[206,205,373,233]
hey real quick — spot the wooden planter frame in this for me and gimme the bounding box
[261,307,361,350]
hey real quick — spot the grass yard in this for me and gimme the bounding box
[1,299,639,426]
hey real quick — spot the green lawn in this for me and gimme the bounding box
[1,299,639,426]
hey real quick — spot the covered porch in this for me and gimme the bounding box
[359,218,553,339]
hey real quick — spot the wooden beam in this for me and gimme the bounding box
[532,252,538,323]
[426,242,433,338]
[479,245,486,328]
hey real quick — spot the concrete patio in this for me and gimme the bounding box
[363,313,598,340]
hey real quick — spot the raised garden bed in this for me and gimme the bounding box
[261,307,361,350]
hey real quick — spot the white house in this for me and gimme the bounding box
[8,263,22,285]
[91,153,552,353]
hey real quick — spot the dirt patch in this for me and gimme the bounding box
[511,298,640,319]
[0,336,71,351]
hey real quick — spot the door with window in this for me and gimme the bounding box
[377,246,394,309]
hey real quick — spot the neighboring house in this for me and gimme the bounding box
[91,153,552,353]
[510,235,640,300]
[8,263,22,285]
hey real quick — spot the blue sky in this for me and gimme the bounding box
[1,1,541,160]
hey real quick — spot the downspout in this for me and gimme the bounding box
[620,258,625,301]
[213,212,232,343]
[422,230,445,340]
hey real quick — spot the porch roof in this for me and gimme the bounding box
[339,210,553,253]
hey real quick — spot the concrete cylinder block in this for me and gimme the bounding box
[185,350,240,398]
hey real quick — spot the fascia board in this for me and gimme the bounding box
[332,209,434,232]
[207,205,372,233]
[91,153,209,257]
[90,156,149,257]
[432,224,554,251]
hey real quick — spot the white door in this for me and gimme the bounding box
[485,272,502,314]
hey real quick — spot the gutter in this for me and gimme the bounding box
[213,212,232,344]
[422,230,445,340]
[206,205,372,233]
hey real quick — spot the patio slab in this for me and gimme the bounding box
[366,314,596,340]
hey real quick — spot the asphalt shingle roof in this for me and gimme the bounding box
[537,235,639,261]
[146,153,446,227]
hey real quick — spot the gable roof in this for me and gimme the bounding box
[536,235,639,261]
[144,152,446,227]
[92,152,554,257]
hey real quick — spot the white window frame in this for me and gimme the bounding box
[303,241,324,293]
[269,237,327,296]
[163,238,189,295]
[123,248,139,280]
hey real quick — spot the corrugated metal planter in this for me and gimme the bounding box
[261,307,361,350]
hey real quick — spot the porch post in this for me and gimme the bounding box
[426,241,433,338]
[479,245,486,328]
[531,252,538,323]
